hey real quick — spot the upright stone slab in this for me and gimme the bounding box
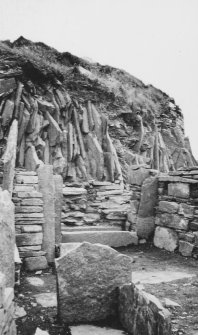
[56,242,133,323]
[136,175,158,238]
[37,165,55,263]
[0,189,15,287]
[54,174,63,245]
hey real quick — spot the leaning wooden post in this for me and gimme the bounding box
[2,119,18,194]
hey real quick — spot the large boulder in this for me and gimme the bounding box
[55,242,133,324]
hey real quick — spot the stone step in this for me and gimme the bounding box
[61,231,138,247]
[61,224,122,232]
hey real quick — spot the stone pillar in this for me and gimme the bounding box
[37,165,55,263]
[0,189,15,287]
[54,174,63,246]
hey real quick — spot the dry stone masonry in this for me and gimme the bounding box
[13,169,48,271]
[154,168,198,257]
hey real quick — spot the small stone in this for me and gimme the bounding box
[179,240,194,257]
[35,327,49,335]
[26,277,44,286]
[14,305,27,319]
[154,226,178,252]
[155,213,188,230]
[34,293,57,308]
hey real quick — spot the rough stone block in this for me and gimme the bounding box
[119,283,171,335]
[158,201,178,214]
[154,226,178,252]
[16,233,43,246]
[20,225,42,233]
[20,198,43,206]
[24,256,48,271]
[178,203,194,218]
[15,206,43,213]
[15,175,38,184]
[56,242,133,323]
[138,176,158,217]
[168,183,190,199]
[189,221,198,231]
[155,213,188,230]
[193,231,198,247]
[15,191,43,198]
[179,240,194,257]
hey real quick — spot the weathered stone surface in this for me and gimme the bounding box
[15,205,43,213]
[168,183,190,199]
[38,165,55,263]
[158,201,178,214]
[155,213,188,230]
[20,198,43,206]
[0,189,15,287]
[1,100,14,126]
[178,203,194,218]
[178,232,195,243]
[189,221,198,231]
[15,191,43,198]
[54,175,63,245]
[159,175,197,184]
[63,187,87,196]
[136,176,158,238]
[62,231,138,247]
[179,240,194,257]
[119,283,171,335]
[14,184,38,192]
[24,256,48,271]
[154,226,178,252]
[136,217,155,239]
[16,233,43,246]
[15,213,44,218]
[19,250,46,258]
[20,225,42,233]
[56,242,133,323]
[127,166,150,186]
[18,246,41,251]
[193,231,198,246]
[0,77,16,95]
[15,174,38,184]
[71,325,124,335]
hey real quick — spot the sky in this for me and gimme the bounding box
[0,0,198,157]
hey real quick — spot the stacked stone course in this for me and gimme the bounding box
[62,180,131,230]
[13,169,48,270]
[154,168,198,257]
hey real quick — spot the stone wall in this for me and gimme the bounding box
[62,180,131,230]
[14,169,48,270]
[154,168,198,257]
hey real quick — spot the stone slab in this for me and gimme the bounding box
[155,213,188,230]
[16,233,43,246]
[56,242,133,323]
[63,187,87,196]
[62,231,138,247]
[179,240,194,257]
[15,175,38,184]
[158,201,178,214]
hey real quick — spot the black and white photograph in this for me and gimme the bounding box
[0,1,198,334]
